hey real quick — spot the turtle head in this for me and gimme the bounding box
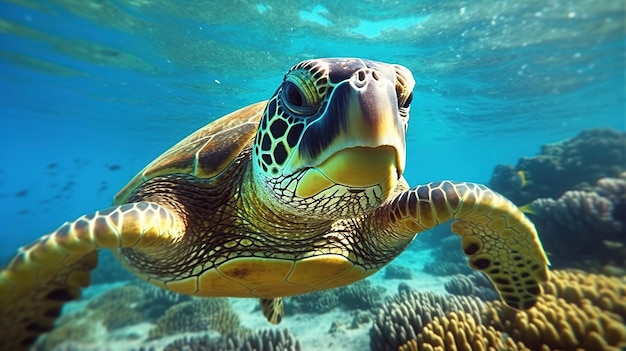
[252,58,415,219]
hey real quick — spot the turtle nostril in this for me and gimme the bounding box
[371,70,381,81]
[357,70,366,82]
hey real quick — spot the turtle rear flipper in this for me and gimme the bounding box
[260,297,284,324]
[0,202,183,350]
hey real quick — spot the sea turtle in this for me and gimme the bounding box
[0,58,549,349]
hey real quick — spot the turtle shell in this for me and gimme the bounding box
[114,101,267,205]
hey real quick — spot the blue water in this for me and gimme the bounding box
[1,1,624,260]
[0,1,624,347]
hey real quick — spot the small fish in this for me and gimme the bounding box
[517,170,533,187]
[519,203,537,215]
[108,164,121,171]
[602,240,623,250]
[15,189,28,197]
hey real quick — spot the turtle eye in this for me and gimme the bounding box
[281,70,320,117]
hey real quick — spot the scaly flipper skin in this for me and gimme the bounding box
[0,202,184,350]
[380,181,549,310]
[260,297,284,324]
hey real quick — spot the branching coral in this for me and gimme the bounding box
[48,282,194,338]
[443,274,474,296]
[288,279,385,314]
[407,312,529,351]
[139,283,192,320]
[369,283,485,351]
[287,289,339,314]
[336,280,386,311]
[483,284,626,351]
[384,264,413,280]
[529,176,626,270]
[371,270,626,351]
[422,235,472,277]
[148,298,242,339]
[33,310,101,350]
[531,190,622,235]
[489,128,626,205]
[541,270,626,320]
[163,329,301,351]
[443,272,499,302]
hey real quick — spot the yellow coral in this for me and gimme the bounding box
[417,311,528,351]
[482,270,626,351]
[542,270,626,318]
[388,270,626,351]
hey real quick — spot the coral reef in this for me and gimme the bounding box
[35,283,152,348]
[90,250,136,285]
[529,175,626,271]
[287,279,385,314]
[443,272,499,302]
[422,260,470,276]
[370,270,626,351]
[401,312,529,351]
[85,284,146,330]
[288,289,339,314]
[384,264,413,280]
[369,283,485,351]
[33,310,101,350]
[489,128,626,205]
[149,298,242,339]
[139,284,192,320]
[335,280,386,311]
[541,270,626,319]
[443,274,474,296]
[163,329,301,351]
[422,235,472,276]
[488,129,625,271]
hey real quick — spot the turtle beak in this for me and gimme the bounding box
[292,65,407,198]
[345,67,407,177]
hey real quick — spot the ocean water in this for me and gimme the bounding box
[0,1,624,350]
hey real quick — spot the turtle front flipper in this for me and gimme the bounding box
[381,181,549,310]
[0,202,184,350]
